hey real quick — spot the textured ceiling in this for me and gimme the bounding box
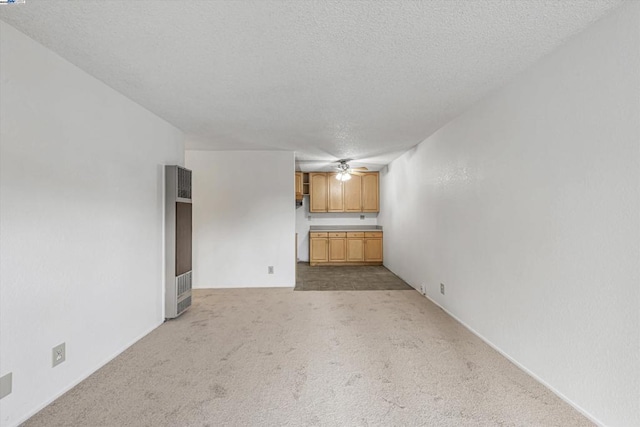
[0,0,622,171]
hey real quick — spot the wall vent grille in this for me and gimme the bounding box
[177,167,192,200]
[176,271,192,299]
[177,296,192,315]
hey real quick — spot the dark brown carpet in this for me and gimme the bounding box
[295,262,414,291]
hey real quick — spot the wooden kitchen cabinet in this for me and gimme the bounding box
[295,172,303,200]
[309,173,328,212]
[327,173,344,212]
[346,232,364,261]
[302,173,310,195]
[309,171,378,213]
[328,232,347,262]
[362,173,379,212]
[343,174,362,212]
[310,230,382,266]
[364,232,383,262]
[309,232,328,263]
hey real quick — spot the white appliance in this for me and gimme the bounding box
[165,165,192,318]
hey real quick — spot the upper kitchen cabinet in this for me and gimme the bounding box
[295,172,303,200]
[328,173,344,212]
[309,173,328,212]
[308,171,379,213]
[343,174,362,212]
[302,173,310,195]
[361,173,379,212]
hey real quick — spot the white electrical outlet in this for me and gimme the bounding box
[420,283,427,295]
[440,283,445,295]
[52,343,66,367]
[268,266,274,274]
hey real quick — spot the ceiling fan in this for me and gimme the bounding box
[295,158,372,178]
[334,160,368,181]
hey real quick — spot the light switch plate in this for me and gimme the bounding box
[0,372,12,399]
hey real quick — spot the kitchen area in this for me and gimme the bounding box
[295,167,382,261]
[294,166,408,291]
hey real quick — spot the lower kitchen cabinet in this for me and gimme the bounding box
[310,230,382,266]
[346,232,364,261]
[364,232,383,262]
[309,232,328,263]
[328,233,346,262]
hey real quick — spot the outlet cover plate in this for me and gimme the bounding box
[52,343,66,367]
[268,266,274,274]
[440,283,445,295]
[0,372,12,399]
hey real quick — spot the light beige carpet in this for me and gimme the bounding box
[24,289,592,426]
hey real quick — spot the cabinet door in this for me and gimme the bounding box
[343,174,362,212]
[362,173,379,212]
[310,238,328,262]
[346,238,364,261]
[327,173,344,212]
[328,238,346,262]
[364,238,383,262]
[309,173,327,212]
[295,172,303,197]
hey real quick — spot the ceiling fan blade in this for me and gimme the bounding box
[296,159,335,171]
[350,167,369,171]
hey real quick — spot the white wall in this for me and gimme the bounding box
[379,3,639,426]
[295,197,378,261]
[0,23,184,427]
[186,151,295,288]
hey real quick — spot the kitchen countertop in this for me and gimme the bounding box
[309,225,383,232]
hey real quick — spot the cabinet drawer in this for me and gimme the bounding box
[310,232,328,238]
[329,232,346,238]
[346,232,365,238]
[365,232,383,238]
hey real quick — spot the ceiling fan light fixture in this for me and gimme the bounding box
[336,171,351,181]
[336,160,352,181]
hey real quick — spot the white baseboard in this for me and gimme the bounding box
[193,284,295,289]
[422,293,605,427]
